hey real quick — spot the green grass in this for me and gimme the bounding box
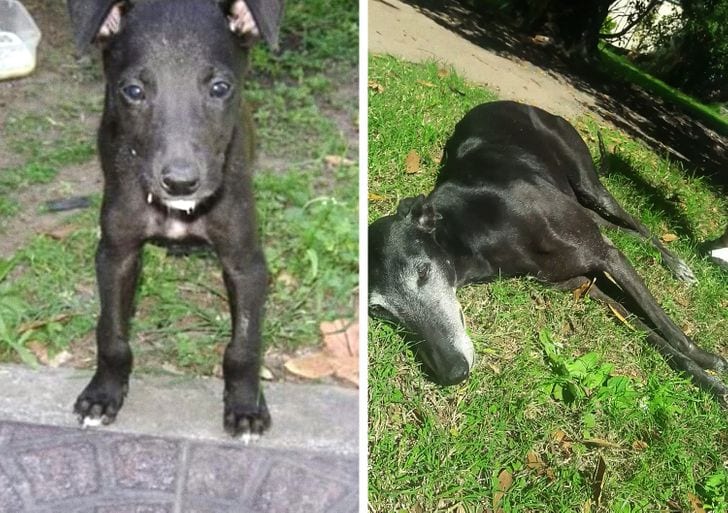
[0,0,358,370]
[598,46,728,137]
[368,54,728,512]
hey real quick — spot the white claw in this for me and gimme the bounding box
[239,432,260,445]
[82,416,103,428]
[147,193,153,204]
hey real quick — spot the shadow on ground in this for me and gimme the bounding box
[392,0,728,192]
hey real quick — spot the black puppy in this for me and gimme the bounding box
[369,101,728,406]
[66,0,283,437]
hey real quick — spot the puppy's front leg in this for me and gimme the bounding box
[218,243,270,438]
[75,238,141,425]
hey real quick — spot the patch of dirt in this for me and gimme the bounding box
[0,0,103,258]
[0,160,102,258]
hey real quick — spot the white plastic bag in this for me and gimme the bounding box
[0,0,41,80]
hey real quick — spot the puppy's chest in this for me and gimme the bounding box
[145,211,209,242]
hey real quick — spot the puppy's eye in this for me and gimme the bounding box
[121,84,145,101]
[210,81,231,98]
[416,263,431,286]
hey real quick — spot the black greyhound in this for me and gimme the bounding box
[66,0,282,437]
[369,101,728,406]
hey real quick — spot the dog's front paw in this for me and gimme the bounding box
[74,377,128,427]
[223,393,271,440]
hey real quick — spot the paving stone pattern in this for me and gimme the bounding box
[0,421,358,513]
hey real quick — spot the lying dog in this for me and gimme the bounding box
[66,0,282,437]
[369,101,727,406]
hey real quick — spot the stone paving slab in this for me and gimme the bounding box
[0,365,358,454]
[0,365,359,512]
[0,420,358,513]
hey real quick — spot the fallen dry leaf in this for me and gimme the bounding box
[286,319,359,386]
[583,438,622,450]
[368,192,386,202]
[531,34,553,45]
[276,271,298,288]
[416,79,435,88]
[526,450,555,480]
[161,362,184,375]
[552,429,568,443]
[592,456,607,507]
[405,149,421,174]
[323,155,355,168]
[582,499,592,513]
[48,350,72,368]
[661,233,679,243]
[44,224,78,240]
[320,319,358,357]
[333,356,358,386]
[437,67,450,78]
[368,80,384,93]
[493,468,513,513]
[572,278,595,301]
[18,314,74,334]
[607,303,636,331]
[631,440,648,452]
[260,365,275,381]
[284,353,335,379]
[688,493,706,513]
[526,450,545,471]
[26,341,48,365]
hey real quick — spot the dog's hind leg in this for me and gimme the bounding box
[568,143,696,283]
[583,280,728,407]
[595,245,726,373]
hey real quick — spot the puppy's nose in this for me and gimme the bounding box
[161,161,200,196]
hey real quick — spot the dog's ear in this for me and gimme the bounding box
[66,0,130,51]
[224,0,284,50]
[397,195,442,234]
[396,195,422,218]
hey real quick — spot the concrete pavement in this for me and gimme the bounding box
[0,365,359,512]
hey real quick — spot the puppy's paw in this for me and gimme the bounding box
[74,379,128,427]
[223,393,271,440]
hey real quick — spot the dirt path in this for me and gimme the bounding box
[369,0,595,118]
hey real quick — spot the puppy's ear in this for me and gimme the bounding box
[224,0,284,50]
[397,195,442,233]
[66,0,130,52]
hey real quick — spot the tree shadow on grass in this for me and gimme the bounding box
[603,152,694,241]
[394,0,728,192]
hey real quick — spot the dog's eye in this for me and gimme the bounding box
[122,84,145,101]
[210,81,231,98]
[416,263,431,285]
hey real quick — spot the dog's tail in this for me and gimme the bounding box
[596,131,608,176]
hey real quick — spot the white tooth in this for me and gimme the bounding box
[165,199,197,212]
[147,193,153,204]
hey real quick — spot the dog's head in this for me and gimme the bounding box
[66,0,283,213]
[369,195,474,385]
